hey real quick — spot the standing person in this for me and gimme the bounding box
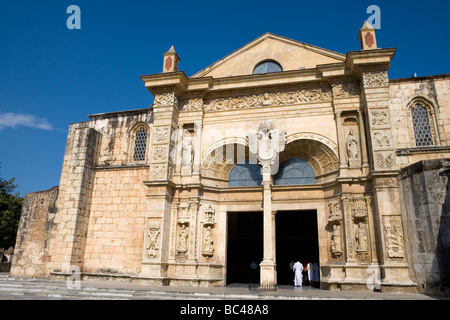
[307,262,315,287]
[313,262,320,288]
[293,260,303,287]
[302,260,309,286]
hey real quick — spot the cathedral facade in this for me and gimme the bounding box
[11,23,450,294]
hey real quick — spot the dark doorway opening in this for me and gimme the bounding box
[226,211,263,285]
[276,210,319,286]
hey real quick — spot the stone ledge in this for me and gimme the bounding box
[396,146,450,156]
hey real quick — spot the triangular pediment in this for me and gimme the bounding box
[191,33,346,78]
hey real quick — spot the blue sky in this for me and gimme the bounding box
[1,0,449,196]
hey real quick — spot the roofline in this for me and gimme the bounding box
[390,73,450,83]
[191,32,346,78]
[88,106,152,120]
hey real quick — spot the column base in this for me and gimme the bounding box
[260,260,277,289]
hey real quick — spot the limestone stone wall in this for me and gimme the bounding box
[390,75,450,168]
[82,167,148,275]
[399,159,450,296]
[10,187,59,277]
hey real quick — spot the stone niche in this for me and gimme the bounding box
[399,159,450,296]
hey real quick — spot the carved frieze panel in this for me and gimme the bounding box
[204,86,332,112]
[180,98,203,112]
[154,92,178,107]
[361,71,389,88]
[331,82,361,98]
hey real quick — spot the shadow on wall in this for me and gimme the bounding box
[436,165,450,296]
[400,159,450,297]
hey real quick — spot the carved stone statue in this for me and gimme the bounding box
[355,222,369,252]
[331,224,343,257]
[247,120,287,174]
[177,223,189,254]
[203,226,214,254]
[181,133,193,169]
[346,129,359,166]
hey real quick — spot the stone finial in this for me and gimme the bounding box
[163,45,180,73]
[358,20,378,50]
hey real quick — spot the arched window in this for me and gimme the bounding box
[228,162,262,187]
[253,60,283,75]
[411,103,434,147]
[274,158,315,185]
[133,127,148,162]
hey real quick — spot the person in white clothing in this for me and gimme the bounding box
[293,260,303,287]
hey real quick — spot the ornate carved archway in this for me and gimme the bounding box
[201,133,339,183]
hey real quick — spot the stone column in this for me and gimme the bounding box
[259,164,277,289]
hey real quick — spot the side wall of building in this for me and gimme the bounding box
[10,187,59,277]
[399,159,450,296]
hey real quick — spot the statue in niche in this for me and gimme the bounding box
[203,226,214,254]
[331,224,343,257]
[181,131,193,169]
[177,223,189,254]
[355,222,369,252]
[346,129,359,166]
[385,223,404,258]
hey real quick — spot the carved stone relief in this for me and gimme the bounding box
[370,110,389,126]
[384,221,405,258]
[145,220,161,259]
[152,145,168,161]
[180,98,203,112]
[154,127,170,143]
[204,86,332,112]
[331,82,361,98]
[154,92,178,106]
[150,164,167,180]
[362,71,389,88]
[375,151,395,169]
[373,131,392,148]
[352,194,368,220]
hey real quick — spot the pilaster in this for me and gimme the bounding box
[48,124,100,273]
